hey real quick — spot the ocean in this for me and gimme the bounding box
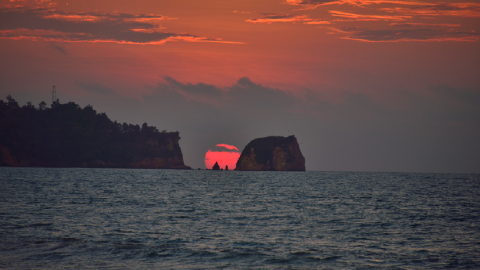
[0,168,479,269]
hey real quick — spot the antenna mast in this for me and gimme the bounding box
[52,85,56,103]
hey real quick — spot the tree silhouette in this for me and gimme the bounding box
[0,95,186,168]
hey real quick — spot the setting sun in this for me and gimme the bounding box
[204,144,241,170]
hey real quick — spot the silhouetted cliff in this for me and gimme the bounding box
[0,95,191,169]
[235,135,305,171]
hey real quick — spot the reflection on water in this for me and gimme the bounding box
[1,168,479,269]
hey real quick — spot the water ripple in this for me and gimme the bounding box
[1,168,479,269]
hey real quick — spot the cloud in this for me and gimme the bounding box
[0,5,243,45]
[158,77,226,107]
[304,20,331,24]
[246,13,314,23]
[7,77,480,172]
[333,27,480,42]
[246,13,330,24]
[284,0,421,9]
[432,84,480,108]
[50,43,67,54]
[329,10,411,21]
[135,78,480,173]
[261,0,480,42]
[285,0,340,9]
[157,76,296,110]
[389,23,461,27]
[286,0,480,17]
[285,0,479,10]
[215,144,240,151]
[381,3,480,18]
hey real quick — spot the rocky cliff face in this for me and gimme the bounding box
[125,133,191,169]
[1,129,191,170]
[235,135,305,171]
[91,132,191,169]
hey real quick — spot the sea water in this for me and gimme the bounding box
[0,168,479,269]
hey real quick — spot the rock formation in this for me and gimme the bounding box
[0,96,191,169]
[212,162,220,170]
[124,133,191,169]
[235,135,305,171]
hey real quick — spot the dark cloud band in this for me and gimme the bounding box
[0,6,242,44]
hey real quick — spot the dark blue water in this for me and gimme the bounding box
[1,168,479,269]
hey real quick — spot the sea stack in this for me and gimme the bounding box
[212,162,220,170]
[235,135,305,171]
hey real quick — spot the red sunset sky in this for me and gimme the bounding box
[1,0,479,172]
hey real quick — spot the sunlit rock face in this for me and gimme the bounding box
[235,136,305,171]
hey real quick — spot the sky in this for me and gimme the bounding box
[1,0,479,173]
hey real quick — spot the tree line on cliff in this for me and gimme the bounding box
[0,95,187,168]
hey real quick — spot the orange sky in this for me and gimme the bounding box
[1,0,479,98]
[1,0,480,172]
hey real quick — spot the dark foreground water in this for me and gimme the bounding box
[0,168,479,269]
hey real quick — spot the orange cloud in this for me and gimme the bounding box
[284,0,341,10]
[304,20,331,24]
[4,0,56,9]
[0,28,86,42]
[331,27,480,42]
[381,3,480,18]
[246,13,330,25]
[160,36,244,45]
[389,22,461,27]
[130,27,166,33]
[285,0,432,9]
[247,14,313,23]
[278,0,480,42]
[344,36,480,42]
[42,13,108,22]
[329,10,411,21]
[0,29,242,45]
[286,0,480,18]
[216,144,239,151]
[0,6,243,45]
